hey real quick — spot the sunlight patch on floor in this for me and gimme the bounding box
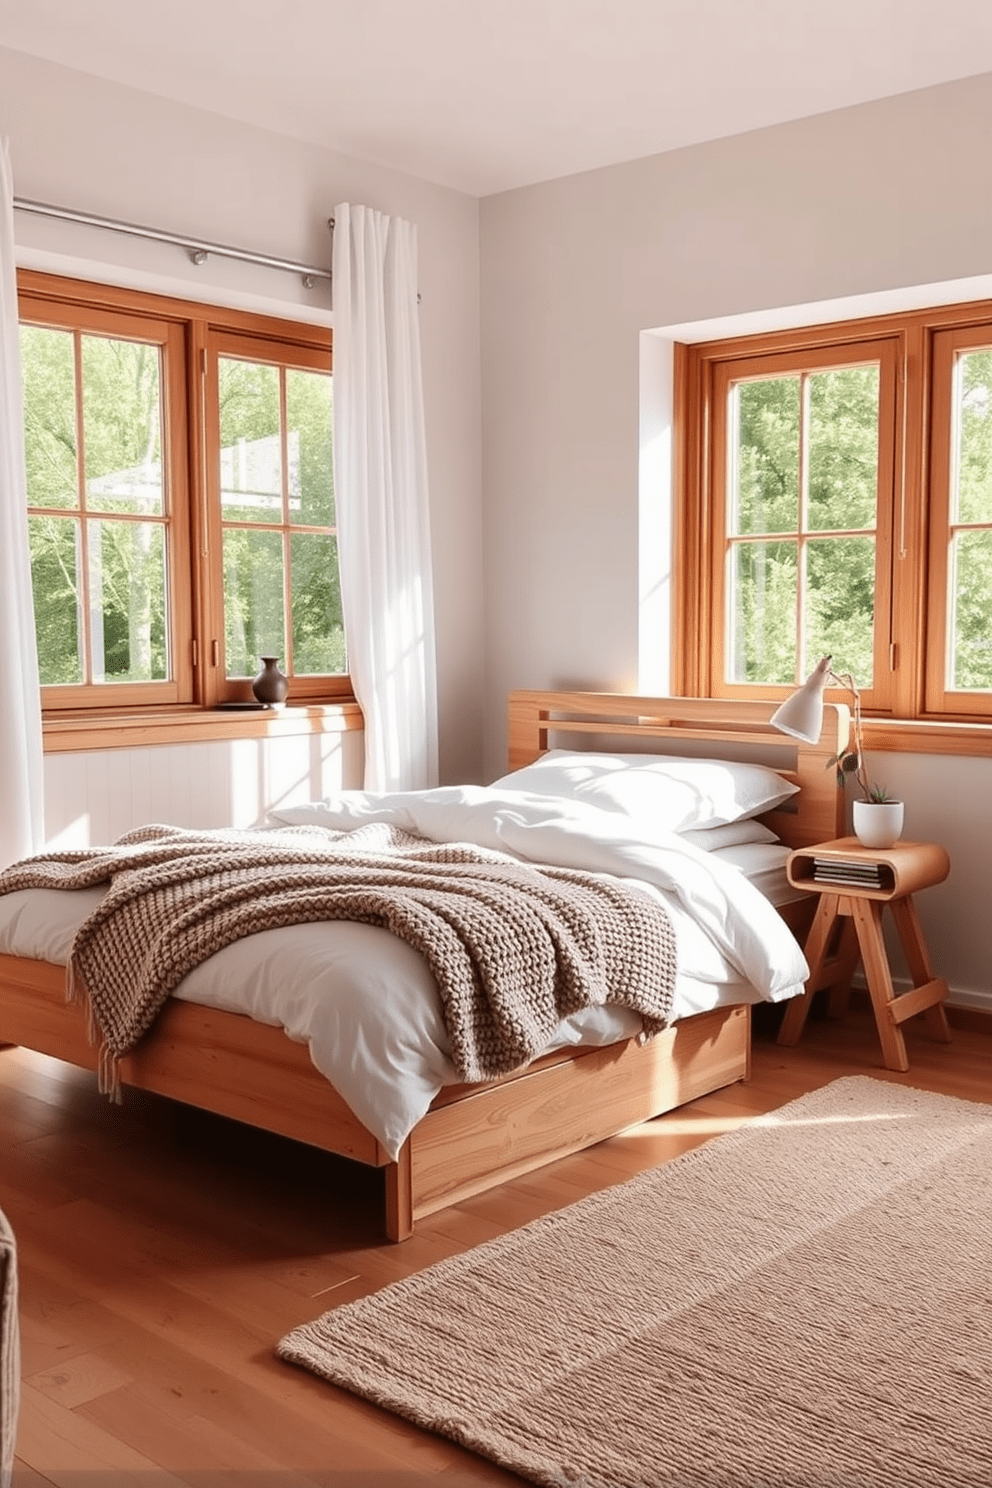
[613,1112,745,1140]
[754,1107,912,1128]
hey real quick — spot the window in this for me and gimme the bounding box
[18,271,345,716]
[675,300,992,732]
[928,325,992,716]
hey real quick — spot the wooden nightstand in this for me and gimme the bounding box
[777,837,952,1072]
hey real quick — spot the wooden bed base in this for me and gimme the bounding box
[0,691,848,1240]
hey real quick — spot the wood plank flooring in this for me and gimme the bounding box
[3,1001,990,1483]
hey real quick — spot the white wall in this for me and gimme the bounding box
[859,751,992,1012]
[45,727,366,847]
[480,72,992,1008]
[0,43,485,790]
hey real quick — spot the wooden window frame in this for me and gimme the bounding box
[925,321,992,719]
[674,297,992,756]
[18,271,350,747]
[707,336,899,717]
[204,326,342,707]
[19,296,193,711]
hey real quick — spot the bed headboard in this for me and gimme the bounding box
[507,691,850,850]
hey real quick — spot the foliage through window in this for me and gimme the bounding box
[676,303,992,726]
[18,272,343,713]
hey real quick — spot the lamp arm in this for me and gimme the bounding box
[827,668,870,799]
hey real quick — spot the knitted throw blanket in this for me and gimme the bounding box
[0,822,677,1095]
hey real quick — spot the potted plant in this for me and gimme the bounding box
[822,667,904,848]
[848,781,904,851]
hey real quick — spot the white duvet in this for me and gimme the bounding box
[0,785,808,1159]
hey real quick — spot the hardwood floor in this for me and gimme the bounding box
[3,1002,990,1484]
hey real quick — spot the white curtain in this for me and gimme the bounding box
[0,142,43,867]
[332,202,439,792]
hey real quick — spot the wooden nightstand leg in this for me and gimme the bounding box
[826,916,860,1018]
[889,896,952,1044]
[778,894,840,1047]
[851,898,909,1072]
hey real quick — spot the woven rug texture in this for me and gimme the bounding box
[278,1076,992,1488]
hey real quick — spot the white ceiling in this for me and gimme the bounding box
[2,0,992,197]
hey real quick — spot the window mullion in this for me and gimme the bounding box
[796,371,810,683]
[73,329,96,687]
[279,365,294,678]
[880,332,914,717]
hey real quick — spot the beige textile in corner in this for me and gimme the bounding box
[0,1207,17,1488]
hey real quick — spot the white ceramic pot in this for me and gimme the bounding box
[852,799,904,849]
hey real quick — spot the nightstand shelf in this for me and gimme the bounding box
[778,837,951,1072]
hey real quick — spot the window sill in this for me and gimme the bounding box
[42,701,363,754]
[861,717,992,758]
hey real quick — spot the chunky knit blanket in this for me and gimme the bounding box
[0,822,677,1095]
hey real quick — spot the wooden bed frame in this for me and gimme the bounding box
[0,691,848,1240]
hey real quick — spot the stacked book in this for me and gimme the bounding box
[812,856,886,889]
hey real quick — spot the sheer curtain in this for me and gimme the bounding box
[0,142,43,867]
[332,203,439,792]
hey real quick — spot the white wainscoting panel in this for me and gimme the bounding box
[43,727,365,848]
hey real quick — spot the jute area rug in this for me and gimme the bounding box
[278,1077,992,1488]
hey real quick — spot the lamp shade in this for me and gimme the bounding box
[770,655,834,743]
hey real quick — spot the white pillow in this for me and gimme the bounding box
[492,750,798,832]
[678,819,780,850]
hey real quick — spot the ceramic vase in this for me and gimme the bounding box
[852,799,904,850]
[251,656,288,708]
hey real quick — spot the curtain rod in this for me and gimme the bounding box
[13,197,333,289]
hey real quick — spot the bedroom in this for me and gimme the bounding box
[1,1,991,1480]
